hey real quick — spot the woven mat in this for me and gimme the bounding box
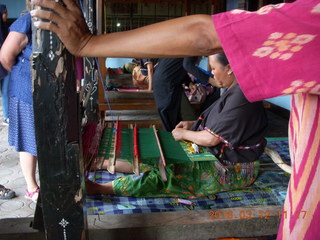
[86,138,290,215]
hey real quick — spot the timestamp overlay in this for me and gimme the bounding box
[208,207,308,220]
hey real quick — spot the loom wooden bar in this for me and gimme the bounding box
[97,57,107,119]
[31,0,86,239]
[133,125,140,174]
[99,102,157,110]
[87,206,282,239]
[99,90,158,115]
[0,205,281,240]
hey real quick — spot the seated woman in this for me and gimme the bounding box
[86,53,268,198]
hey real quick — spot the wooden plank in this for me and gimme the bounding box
[83,0,99,123]
[105,91,155,99]
[133,125,140,174]
[107,98,156,103]
[105,120,163,129]
[96,0,104,34]
[97,57,108,119]
[106,0,186,3]
[31,0,86,239]
[100,102,157,111]
[87,205,282,239]
[152,125,167,181]
[0,205,282,239]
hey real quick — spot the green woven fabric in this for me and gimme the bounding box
[97,127,114,158]
[119,128,134,163]
[158,130,190,163]
[158,130,218,163]
[97,128,218,164]
[138,128,161,165]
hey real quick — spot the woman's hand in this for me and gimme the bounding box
[175,121,195,130]
[172,128,186,141]
[31,0,92,56]
[172,128,221,147]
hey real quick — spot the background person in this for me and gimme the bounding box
[183,56,221,112]
[0,8,39,202]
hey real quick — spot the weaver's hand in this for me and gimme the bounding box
[174,121,195,130]
[31,0,92,56]
[172,128,186,141]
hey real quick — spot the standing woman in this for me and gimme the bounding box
[152,58,191,131]
[0,1,39,202]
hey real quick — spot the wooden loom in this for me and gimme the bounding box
[85,121,219,181]
[84,121,292,183]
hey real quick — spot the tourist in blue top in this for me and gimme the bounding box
[0,9,39,202]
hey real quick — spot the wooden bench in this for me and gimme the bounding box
[97,61,161,127]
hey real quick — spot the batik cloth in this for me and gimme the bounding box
[213,1,320,239]
[113,159,260,199]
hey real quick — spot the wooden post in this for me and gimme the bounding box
[31,0,87,239]
[184,0,191,16]
[82,0,100,123]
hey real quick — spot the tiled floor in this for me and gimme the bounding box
[0,103,37,219]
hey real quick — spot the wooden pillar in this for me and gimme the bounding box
[247,0,259,11]
[82,0,100,123]
[263,0,285,5]
[31,0,87,239]
[96,0,104,34]
[184,0,191,16]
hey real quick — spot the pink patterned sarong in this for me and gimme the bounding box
[212,0,320,239]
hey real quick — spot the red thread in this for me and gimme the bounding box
[115,120,122,156]
[134,126,139,158]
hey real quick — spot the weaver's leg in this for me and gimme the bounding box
[96,159,134,173]
[85,180,115,195]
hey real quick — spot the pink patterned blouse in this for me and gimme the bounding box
[212,0,320,239]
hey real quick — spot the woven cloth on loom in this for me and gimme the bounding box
[86,137,290,215]
[97,128,218,165]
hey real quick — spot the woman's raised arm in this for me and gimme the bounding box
[0,32,28,71]
[31,0,222,58]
